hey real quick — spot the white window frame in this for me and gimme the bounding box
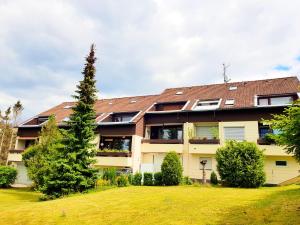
[192,99,222,111]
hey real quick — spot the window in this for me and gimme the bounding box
[258,98,269,106]
[62,117,70,122]
[225,99,235,105]
[112,115,132,122]
[155,102,186,111]
[199,157,212,170]
[271,97,293,105]
[37,116,48,124]
[275,161,287,166]
[193,99,221,110]
[195,126,218,139]
[25,140,35,148]
[150,125,183,140]
[175,91,183,95]
[258,96,293,106]
[229,86,237,91]
[258,125,272,138]
[100,136,132,151]
[224,127,245,141]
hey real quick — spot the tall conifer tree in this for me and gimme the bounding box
[42,45,98,197]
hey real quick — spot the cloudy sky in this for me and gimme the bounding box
[1,0,300,120]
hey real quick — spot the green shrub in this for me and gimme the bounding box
[210,171,218,185]
[116,174,128,187]
[132,172,142,186]
[127,173,133,185]
[96,179,111,187]
[0,166,17,188]
[181,176,193,185]
[102,168,117,185]
[161,151,183,185]
[154,172,163,186]
[216,141,266,188]
[143,172,153,186]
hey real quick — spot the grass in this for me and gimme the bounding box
[0,185,299,225]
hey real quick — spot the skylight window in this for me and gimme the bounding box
[175,91,183,95]
[63,105,73,109]
[193,99,221,110]
[130,100,137,103]
[108,102,113,105]
[225,99,235,105]
[229,86,237,91]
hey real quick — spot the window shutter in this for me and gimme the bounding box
[224,127,245,141]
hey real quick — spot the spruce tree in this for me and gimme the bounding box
[42,45,98,198]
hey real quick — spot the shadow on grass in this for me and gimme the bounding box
[218,185,300,225]
[0,187,41,202]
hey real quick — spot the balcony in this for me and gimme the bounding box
[7,149,24,162]
[96,151,132,157]
[189,138,220,144]
[141,139,184,153]
[142,139,183,144]
[257,138,276,145]
[95,151,132,167]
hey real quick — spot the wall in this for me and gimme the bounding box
[265,156,300,184]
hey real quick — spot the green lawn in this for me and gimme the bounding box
[0,185,299,225]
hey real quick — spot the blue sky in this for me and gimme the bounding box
[0,0,300,120]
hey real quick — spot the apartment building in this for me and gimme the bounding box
[7,76,300,185]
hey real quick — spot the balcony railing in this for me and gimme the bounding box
[142,139,183,144]
[257,138,276,145]
[96,151,132,157]
[189,139,220,144]
[9,149,25,154]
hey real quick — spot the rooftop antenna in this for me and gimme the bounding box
[222,63,231,83]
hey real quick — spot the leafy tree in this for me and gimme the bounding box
[265,100,300,163]
[0,101,23,165]
[216,141,265,188]
[161,151,183,185]
[41,44,98,198]
[22,115,62,189]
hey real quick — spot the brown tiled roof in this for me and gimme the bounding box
[25,76,299,125]
[155,76,299,110]
[38,95,158,123]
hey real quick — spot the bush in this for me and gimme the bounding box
[0,166,17,188]
[143,172,153,186]
[216,141,266,188]
[181,176,193,185]
[161,151,183,185]
[132,172,142,186]
[210,171,218,185]
[102,168,117,185]
[127,173,133,185]
[154,172,163,186]
[96,179,111,187]
[116,174,128,187]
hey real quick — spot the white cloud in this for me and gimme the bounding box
[0,0,300,119]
